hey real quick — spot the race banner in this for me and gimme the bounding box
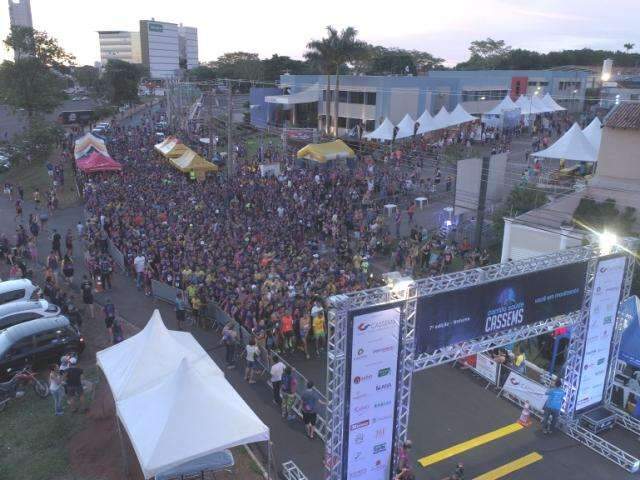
[415,261,589,355]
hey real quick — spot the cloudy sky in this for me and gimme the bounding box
[1,0,638,66]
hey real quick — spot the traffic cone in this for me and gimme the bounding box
[518,401,532,427]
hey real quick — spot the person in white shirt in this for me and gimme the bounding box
[270,355,285,405]
[133,254,145,290]
[245,338,260,384]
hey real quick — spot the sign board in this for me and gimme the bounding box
[149,22,164,32]
[575,255,626,412]
[475,353,499,384]
[344,305,402,480]
[259,163,281,178]
[416,261,588,355]
[502,371,547,412]
[618,296,640,368]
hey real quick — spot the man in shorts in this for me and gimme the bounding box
[311,303,325,356]
[63,357,85,413]
[301,380,324,439]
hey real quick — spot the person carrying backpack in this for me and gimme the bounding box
[281,366,297,421]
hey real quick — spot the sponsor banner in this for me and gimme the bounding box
[502,371,547,412]
[416,261,588,355]
[474,353,499,384]
[576,255,626,411]
[344,305,402,480]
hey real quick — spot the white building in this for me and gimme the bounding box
[140,20,180,80]
[97,31,142,66]
[178,25,198,70]
[8,0,32,28]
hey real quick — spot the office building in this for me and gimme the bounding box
[178,25,198,70]
[8,0,32,28]
[97,31,142,66]
[259,69,590,135]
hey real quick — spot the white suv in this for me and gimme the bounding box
[0,299,60,331]
[0,279,40,306]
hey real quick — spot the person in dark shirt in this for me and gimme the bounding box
[64,357,85,413]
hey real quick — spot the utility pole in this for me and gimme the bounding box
[226,80,233,176]
[207,85,215,160]
[474,155,491,247]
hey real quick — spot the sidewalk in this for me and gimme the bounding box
[0,194,326,478]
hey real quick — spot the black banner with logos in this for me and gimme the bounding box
[415,261,589,355]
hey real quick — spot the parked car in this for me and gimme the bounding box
[0,300,60,331]
[0,280,40,306]
[0,316,84,378]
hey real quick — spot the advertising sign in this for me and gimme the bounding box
[618,296,640,368]
[575,256,627,411]
[416,261,588,355]
[474,353,499,384]
[344,305,402,480]
[502,371,548,412]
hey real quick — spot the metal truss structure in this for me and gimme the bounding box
[281,460,309,480]
[325,244,638,478]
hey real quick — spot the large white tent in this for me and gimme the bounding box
[96,311,224,401]
[433,106,452,129]
[395,114,416,139]
[542,93,566,112]
[364,117,396,141]
[532,123,598,162]
[415,109,440,134]
[582,117,602,152]
[117,359,269,479]
[515,95,549,115]
[484,95,519,116]
[447,104,477,126]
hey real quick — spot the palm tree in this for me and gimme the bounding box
[305,26,367,136]
[624,43,635,52]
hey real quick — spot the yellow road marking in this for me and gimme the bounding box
[473,452,543,480]
[418,423,523,467]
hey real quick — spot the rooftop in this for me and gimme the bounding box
[604,102,640,129]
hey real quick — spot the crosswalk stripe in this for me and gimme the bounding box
[418,423,523,468]
[473,452,543,480]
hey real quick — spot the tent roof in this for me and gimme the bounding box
[96,310,223,401]
[448,104,476,126]
[395,114,416,139]
[297,139,355,163]
[542,93,566,112]
[154,136,188,158]
[116,359,269,479]
[484,95,520,115]
[533,123,598,162]
[75,133,105,148]
[74,138,109,158]
[169,149,219,172]
[76,151,122,173]
[415,110,440,134]
[265,84,320,105]
[364,117,395,141]
[433,106,452,129]
[582,117,602,151]
[515,95,552,115]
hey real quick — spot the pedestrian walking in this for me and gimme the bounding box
[281,366,297,420]
[222,321,238,369]
[51,229,62,258]
[244,338,260,384]
[63,357,86,413]
[49,364,64,416]
[301,381,324,439]
[134,252,145,290]
[103,299,116,343]
[175,291,186,330]
[62,255,74,285]
[80,275,94,319]
[270,355,285,406]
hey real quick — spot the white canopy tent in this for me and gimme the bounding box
[484,95,519,116]
[395,114,416,139]
[515,95,549,115]
[542,93,566,112]
[96,310,224,401]
[415,110,440,134]
[265,84,320,105]
[532,123,598,162]
[117,359,270,479]
[433,106,452,129]
[447,104,477,126]
[582,117,602,152]
[364,117,396,141]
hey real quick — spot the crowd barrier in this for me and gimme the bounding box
[107,238,126,272]
[281,461,308,480]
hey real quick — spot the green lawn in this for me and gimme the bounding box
[0,367,100,480]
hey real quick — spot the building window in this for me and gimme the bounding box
[338,117,347,128]
[365,119,375,131]
[365,92,376,105]
[338,91,348,102]
[558,81,581,91]
[461,89,508,101]
[630,94,639,101]
[527,81,549,86]
[349,92,364,104]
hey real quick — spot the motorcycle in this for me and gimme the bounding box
[0,366,49,412]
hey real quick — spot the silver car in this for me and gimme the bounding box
[0,300,60,331]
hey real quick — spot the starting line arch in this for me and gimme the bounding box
[325,243,639,479]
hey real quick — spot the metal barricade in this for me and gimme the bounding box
[150,280,183,305]
[281,461,308,480]
[107,239,126,272]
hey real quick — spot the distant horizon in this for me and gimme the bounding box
[1,0,638,67]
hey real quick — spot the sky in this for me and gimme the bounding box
[1,0,639,67]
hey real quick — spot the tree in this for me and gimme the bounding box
[370,48,416,75]
[492,186,548,239]
[213,52,263,81]
[409,50,445,72]
[0,26,74,119]
[186,65,217,81]
[74,65,105,99]
[262,54,309,81]
[624,43,635,52]
[103,59,145,105]
[13,116,64,164]
[305,26,367,136]
[456,38,512,69]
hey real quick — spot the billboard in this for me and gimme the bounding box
[415,261,589,355]
[575,255,627,411]
[343,304,402,480]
